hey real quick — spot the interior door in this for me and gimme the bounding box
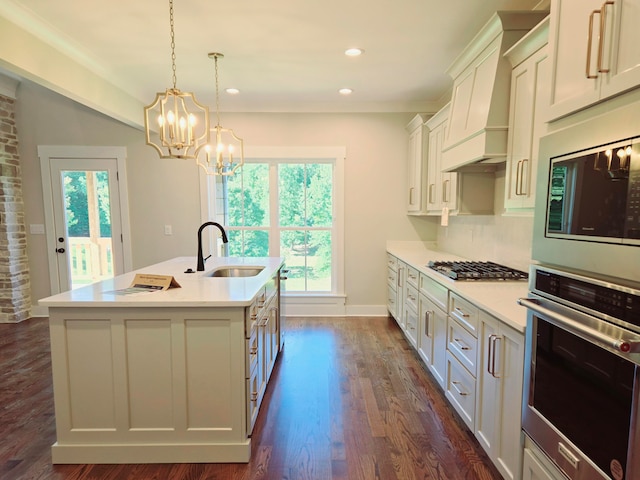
[39,146,131,294]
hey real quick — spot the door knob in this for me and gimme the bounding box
[56,248,65,253]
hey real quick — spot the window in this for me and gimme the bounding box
[204,147,345,297]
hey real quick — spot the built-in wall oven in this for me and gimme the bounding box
[526,97,640,479]
[520,265,640,480]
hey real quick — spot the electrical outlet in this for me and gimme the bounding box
[164,225,172,235]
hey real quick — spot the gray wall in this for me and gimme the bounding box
[16,81,438,312]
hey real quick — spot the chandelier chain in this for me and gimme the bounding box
[169,0,177,89]
[214,55,221,126]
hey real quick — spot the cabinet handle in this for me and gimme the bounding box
[442,179,450,203]
[453,338,471,351]
[424,310,431,337]
[515,160,523,195]
[251,392,258,402]
[487,334,502,378]
[451,381,469,396]
[409,187,415,205]
[453,307,470,318]
[519,159,528,195]
[428,183,435,204]
[586,8,601,79]
[397,267,403,287]
[598,0,615,73]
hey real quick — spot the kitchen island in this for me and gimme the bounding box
[39,256,285,464]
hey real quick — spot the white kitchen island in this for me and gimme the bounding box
[39,256,285,464]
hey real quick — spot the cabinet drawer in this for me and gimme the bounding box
[388,268,398,289]
[405,284,419,312]
[246,373,259,435]
[245,301,259,338]
[420,273,448,311]
[447,317,478,376]
[449,292,479,337]
[445,351,476,431]
[387,254,398,272]
[387,284,398,318]
[406,265,419,289]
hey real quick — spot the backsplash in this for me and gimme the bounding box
[436,214,534,272]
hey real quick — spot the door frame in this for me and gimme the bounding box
[39,145,133,294]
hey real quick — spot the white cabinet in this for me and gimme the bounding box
[522,436,567,480]
[475,311,525,480]
[401,265,420,347]
[445,292,480,430]
[504,18,550,212]
[547,0,640,121]
[418,273,448,387]
[405,114,429,215]
[425,104,457,215]
[387,254,399,320]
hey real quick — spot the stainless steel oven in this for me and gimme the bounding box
[520,265,640,480]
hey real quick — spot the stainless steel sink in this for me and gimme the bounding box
[207,266,264,277]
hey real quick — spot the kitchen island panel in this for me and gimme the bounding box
[49,306,250,464]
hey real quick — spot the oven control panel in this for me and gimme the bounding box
[534,268,640,331]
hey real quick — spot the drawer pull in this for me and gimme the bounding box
[453,338,471,351]
[250,392,258,402]
[454,307,470,318]
[451,381,469,396]
[250,347,257,355]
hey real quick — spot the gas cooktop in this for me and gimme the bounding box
[427,260,528,281]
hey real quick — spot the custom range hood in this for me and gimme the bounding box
[441,11,548,173]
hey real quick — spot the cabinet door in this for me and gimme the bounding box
[430,304,448,388]
[600,0,640,99]
[426,123,443,213]
[407,125,423,213]
[475,314,525,480]
[418,294,435,367]
[547,0,602,120]
[522,448,563,480]
[505,46,549,211]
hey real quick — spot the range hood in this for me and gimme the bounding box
[441,11,548,173]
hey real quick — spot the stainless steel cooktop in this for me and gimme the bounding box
[427,260,528,281]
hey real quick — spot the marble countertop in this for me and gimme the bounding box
[39,256,285,308]
[387,241,530,332]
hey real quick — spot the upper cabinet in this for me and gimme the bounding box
[441,11,548,172]
[405,114,429,215]
[504,17,550,212]
[547,0,640,122]
[425,105,457,215]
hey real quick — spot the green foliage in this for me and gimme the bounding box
[225,161,334,292]
[63,171,112,238]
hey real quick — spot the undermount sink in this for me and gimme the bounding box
[207,266,265,278]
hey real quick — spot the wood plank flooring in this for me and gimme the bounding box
[0,316,502,480]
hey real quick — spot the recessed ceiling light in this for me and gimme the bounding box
[226,88,240,94]
[345,48,364,57]
[339,88,353,95]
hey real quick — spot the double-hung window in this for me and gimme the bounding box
[206,147,344,298]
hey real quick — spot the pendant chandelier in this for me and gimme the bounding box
[143,0,210,159]
[196,53,245,176]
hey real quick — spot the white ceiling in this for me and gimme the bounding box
[1,0,546,113]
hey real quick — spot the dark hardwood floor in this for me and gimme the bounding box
[0,316,502,480]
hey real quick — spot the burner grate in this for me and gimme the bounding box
[427,261,528,281]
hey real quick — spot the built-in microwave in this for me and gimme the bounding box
[545,136,640,244]
[532,97,640,287]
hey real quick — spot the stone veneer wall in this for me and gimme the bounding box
[0,93,31,322]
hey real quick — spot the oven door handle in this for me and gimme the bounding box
[518,297,640,353]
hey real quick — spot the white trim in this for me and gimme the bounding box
[38,145,133,294]
[0,71,19,98]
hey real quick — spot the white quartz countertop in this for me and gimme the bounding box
[39,256,285,308]
[387,241,530,333]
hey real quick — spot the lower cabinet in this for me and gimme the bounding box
[522,436,567,480]
[418,292,447,388]
[387,251,527,480]
[475,311,525,480]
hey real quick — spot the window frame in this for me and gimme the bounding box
[200,146,345,300]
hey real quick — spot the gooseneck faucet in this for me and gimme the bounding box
[197,222,229,271]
